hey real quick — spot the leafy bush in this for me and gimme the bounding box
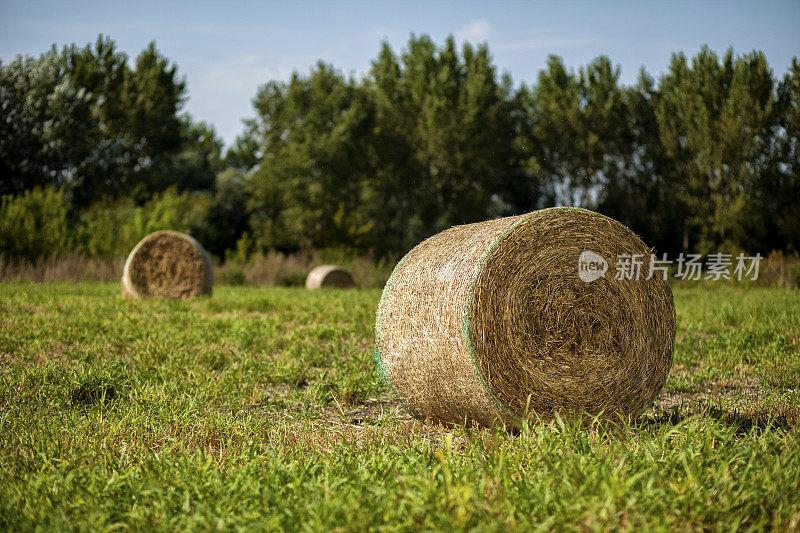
[73,188,212,258]
[216,265,246,286]
[0,188,71,260]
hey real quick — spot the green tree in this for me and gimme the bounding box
[365,41,425,253]
[521,55,582,206]
[402,36,517,231]
[0,49,94,196]
[597,69,686,254]
[196,168,250,257]
[245,63,376,251]
[740,58,800,252]
[1,36,195,207]
[63,36,189,205]
[150,117,224,193]
[657,47,777,252]
[365,35,520,252]
[523,55,630,209]
[225,121,262,173]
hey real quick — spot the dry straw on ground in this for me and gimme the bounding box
[305,265,356,289]
[121,231,213,299]
[375,207,676,429]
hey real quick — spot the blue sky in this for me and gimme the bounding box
[1,0,798,147]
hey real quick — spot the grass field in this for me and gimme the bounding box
[1,283,799,531]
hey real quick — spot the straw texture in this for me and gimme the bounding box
[375,207,676,428]
[305,265,356,289]
[121,231,213,299]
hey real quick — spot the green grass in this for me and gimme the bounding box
[1,283,799,531]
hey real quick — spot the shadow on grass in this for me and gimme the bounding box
[70,380,118,406]
[639,403,797,434]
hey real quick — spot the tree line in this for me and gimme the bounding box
[1,35,798,261]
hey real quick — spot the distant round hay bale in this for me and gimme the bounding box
[121,231,213,299]
[375,207,676,428]
[305,265,355,289]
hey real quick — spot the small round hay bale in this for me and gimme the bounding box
[375,207,676,428]
[305,265,355,289]
[121,231,213,299]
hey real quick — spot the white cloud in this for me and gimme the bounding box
[239,54,260,65]
[456,20,492,44]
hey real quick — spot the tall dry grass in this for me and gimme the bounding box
[0,254,124,283]
[664,250,800,289]
[4,250,793,290]
[756,251,800,288]
[1,251,394,288]
[216,251,394,289]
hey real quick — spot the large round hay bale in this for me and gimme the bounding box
[375,207,676,428]
[121,231,213,299]
[305,265,355,289]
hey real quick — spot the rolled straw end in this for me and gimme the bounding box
[375,207,675,428]
[122,230,213,299]
[305,265,356,289]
